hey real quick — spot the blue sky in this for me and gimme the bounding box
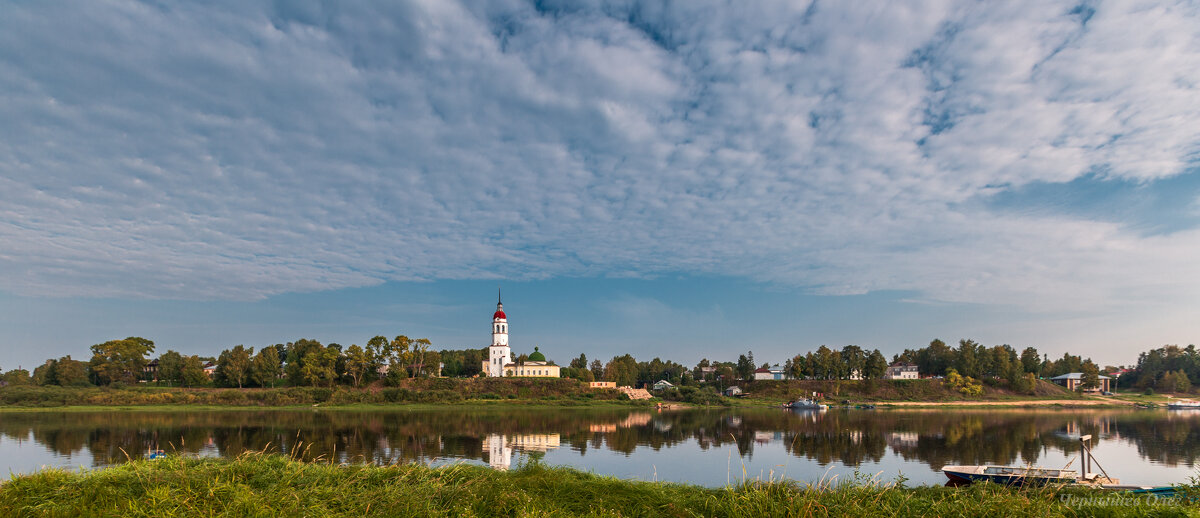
[1,0,1198,370]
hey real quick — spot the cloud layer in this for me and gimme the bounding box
[1,0,1199,313]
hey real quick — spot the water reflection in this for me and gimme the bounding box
[2,408,1198,484]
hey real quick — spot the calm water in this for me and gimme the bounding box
[2,407,1198,487]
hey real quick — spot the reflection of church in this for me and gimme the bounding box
[481,291,561,378]
[484,433,561,470]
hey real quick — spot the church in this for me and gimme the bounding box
[481,292,561,378]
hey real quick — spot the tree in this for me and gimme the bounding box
[181,355,208,387]
[32,360,56,386]
[590,359,604,381]
[285,339,325,386]
[2,368,32,386]
[864,349,888,379]
[156,351,184,386]
[54,355,88,386]
[217,345,254,388]
[89,337,155,385]
[570,354,588,370]
[302,346,340,387]
[735,354,754,380]
[603,355,638,387]
[344,344,371,387]
[1020,347,1041,376]
[385,335,411,379]
[410,337,433,377]
[1080,361,1101,392]
[251,346,281,387]
[955,339,981,379]
[841,345,866,380]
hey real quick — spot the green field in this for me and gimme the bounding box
[2,454,1194,517]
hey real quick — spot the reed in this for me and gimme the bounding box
[1,453,1187,517]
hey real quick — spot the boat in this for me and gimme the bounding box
[785,398,828,410]
[1167,399,1200,409]
[943,465,1078,486]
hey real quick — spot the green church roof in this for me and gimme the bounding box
[528,346,546,362]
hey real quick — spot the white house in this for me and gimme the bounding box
[885,363,919,380]
[651,380,674,391]
[753,365,788,381]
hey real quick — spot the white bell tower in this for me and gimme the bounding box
[486,289,512,377]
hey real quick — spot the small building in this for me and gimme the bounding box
[1050,372,1112,393]
[724,386,743,397]
[651,380,674,391]
[202,362,217,379]
[143,358,159,381]
[589,381,616,389]
[502,347,561,378]
[753,365,788,381]
[885,363,919,380]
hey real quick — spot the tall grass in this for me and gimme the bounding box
[1,453,1187,517]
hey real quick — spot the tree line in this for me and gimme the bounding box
[1,335,1195,395]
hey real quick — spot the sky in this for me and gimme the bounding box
[1,0,1199,370]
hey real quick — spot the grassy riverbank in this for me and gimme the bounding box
[0,379,630,409]
[2,455,1188,517]
[725,378,1099,406]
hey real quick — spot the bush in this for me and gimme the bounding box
[1143,388,1154,396]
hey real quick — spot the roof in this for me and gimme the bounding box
[754,368,771,373]
[1050,372,1112,380]
[528,347,545,362]
[653,380,674,386]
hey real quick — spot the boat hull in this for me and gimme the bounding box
[943,465,1077,486]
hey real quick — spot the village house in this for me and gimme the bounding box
[1050,372,1112,393]
[651,379,674,391]
[885,363,919,380]
[753,365,788,381]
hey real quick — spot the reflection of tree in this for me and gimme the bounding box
[3,408,1199,473]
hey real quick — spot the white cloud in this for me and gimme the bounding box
[0,0,1198,325]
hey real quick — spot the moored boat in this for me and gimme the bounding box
[785,398,828,410]
[943,465,1077,486]
[1167,399,1200,409]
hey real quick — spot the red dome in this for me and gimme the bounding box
[493,310,506,319]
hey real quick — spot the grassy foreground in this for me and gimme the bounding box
[2,455,1193,517]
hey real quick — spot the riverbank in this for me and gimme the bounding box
[0,455,1182,517]
[0,379,633,409]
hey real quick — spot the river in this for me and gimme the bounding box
[1,407,1197,487]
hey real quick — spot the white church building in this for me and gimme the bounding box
[481,292,561,378]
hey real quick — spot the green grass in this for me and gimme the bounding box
[0,381,637,409]
[2,454,1192,517]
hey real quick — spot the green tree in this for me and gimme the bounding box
[217,345,253,388]
[344,344,371,387]
[570,353,588,370]
[864,349,888,379]
[590,359,604,381]
[955,339,982,379]
[1080,361,1101,391]
[181,355,208,387]
[54,355,89,386]
[89,337,155,385]
[251,346,281,387]
[285,339,325,386]
[32,360,57,386]
[1020,347,1041,376]
[735,353,754,380]
[841,345,866,380]
[2,368,32,385]
[302,346,340,387]
[157,350,184,386]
